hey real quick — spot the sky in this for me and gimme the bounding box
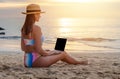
[0,0,120,2]
[0,0,120,30]
[0,0,120,19]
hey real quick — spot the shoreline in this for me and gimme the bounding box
[0,51,120,79]
[0,37,120,53]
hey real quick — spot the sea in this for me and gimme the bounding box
[0,4,120,53]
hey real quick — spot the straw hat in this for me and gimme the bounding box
[22,4,45,14]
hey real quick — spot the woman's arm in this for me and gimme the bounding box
[33,25,49,56]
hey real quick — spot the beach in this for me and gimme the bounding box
[0,51,120,79]
[0,1,120,79]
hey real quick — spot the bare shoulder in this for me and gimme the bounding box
[32,25,42,38]
[33,25,41,31]
[33,25,42,34]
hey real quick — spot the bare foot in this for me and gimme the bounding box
[79,60,88,65]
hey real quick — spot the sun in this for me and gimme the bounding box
[54,0,98,3]
[58,18,74,27]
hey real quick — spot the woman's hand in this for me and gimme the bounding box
[40,50,53,56]
[45,49,50,51]
[41,50,61,56]
[47,51,61,55]
[41,52,49,56]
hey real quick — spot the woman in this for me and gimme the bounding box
[21,4,88,67]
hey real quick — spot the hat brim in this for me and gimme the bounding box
[22,11,45,14]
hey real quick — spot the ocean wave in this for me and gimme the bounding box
[67,37,116,42]
[67,37,120,50]
[0,36,117,41]
[0,36,21,39]
[83,42,120,49]
[80,38,115,42]
[80,39,120,50]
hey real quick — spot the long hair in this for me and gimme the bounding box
[21,14,35,35]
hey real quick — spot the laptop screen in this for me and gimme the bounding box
[55,38,67,51]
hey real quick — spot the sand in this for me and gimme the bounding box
[0,51,120,79]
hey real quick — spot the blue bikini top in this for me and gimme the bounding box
[23,35,44,46]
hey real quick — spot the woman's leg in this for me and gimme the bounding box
[32,52,88,67]
[60,51,88,65]
[32,52,65,67]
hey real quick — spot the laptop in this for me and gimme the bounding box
[54,38,67,51]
